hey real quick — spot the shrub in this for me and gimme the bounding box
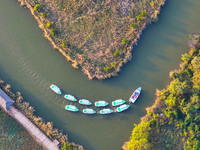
[104,66,111,72]
[33,4,41,11]
[111,61,117,68]
[61,41,68,47]
[181,53,191,62]
[50,28,56,36]
[141,11,148,17]
[150,1,155,6]
[122,38,128,44]
[114,49,119,56]
[41,12,47,18]
[46,22,54,28]
[131,22,137,28]
[136,15,142,21]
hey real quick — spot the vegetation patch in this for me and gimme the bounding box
[18,0,166,79]
[124,34,200,150]
[0,109,45,150]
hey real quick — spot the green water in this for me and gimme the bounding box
[0,0,200,149]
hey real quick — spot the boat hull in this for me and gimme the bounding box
[116,104,130,112]
[65,105,79,112]
[64,94,77,101]
[112,99,125,106]
[95,101,109,107]
[50,84,62,94]
[99,109,113,114]
[82,109,96,114]
[79,99,92,105]
[129,87,141,103]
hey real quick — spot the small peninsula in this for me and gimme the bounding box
[124,34,200,150]
[18,0,166,79]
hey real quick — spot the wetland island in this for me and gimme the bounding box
[18,0,165,79]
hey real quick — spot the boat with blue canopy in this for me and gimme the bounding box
[129,87,141,103]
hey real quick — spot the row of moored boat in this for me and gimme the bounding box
[50,84,141,114]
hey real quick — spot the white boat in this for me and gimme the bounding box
[65,105,79,112]
[82,109,96,114]
[129,87,141,103]
[64,94,77,101]
[50,84,62,94]
[116,104,130,112]
[112,99,125,106]
[99,108,113,114]
[95,101,109,107]
[79,99,92,105]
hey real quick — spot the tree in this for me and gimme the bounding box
[181,53,191,62]
[127,122,152,150]
[168,79,188,96]
[191,56,200,70]
[61,142,67,150]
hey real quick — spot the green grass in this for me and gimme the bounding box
[0,109,45,150]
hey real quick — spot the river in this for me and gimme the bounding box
[0,0,200,150]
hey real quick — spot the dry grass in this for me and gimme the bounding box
[19,0,166,79]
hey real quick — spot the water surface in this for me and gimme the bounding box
[0,0,200,149]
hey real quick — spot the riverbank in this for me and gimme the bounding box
[124,34,200,149]
[0,109,45,150]
[17,0,166,80]
[0,79,83,150]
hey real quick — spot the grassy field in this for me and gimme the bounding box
[19,0,166,79]
[0,109,45,150]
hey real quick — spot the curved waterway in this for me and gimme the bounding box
[0,0,200,149]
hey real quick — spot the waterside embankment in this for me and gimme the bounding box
[0,79,83,150]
